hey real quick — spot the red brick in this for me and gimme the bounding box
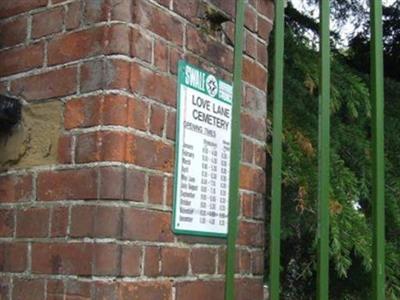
[13,278,45,300]
[32,7,63,38]
[239,249,251,273]
[111,0,132,22]
[150,104,165,136]
[37,168,98,201]
[94,244,120,275]
[99,166,124,200]
[130,63,177,106]
[186,25,234,72]
[0,277,10,299]
[242,138,253,163]
[257,0,274,19]
[64,96,101,129]
[46,280,64,300]
[241,112,267,140]
[16,207,49,238]
[235,278,264,300]
[251,250,264,275]
[0,174,32,203]
[11,67,77,101]
[217,247,226,274]
[237,220,264,247]
[121,245,142,276]
[0,0,48,19]
[174,0,200,21]
[144,246,161,276]
[0,243,27,272]
[0,16,27,48]
[66,280,92,299]
[133,0,183,45]
[57,134,72,164]
[176,281,225,300]
[83,0,112,24]
[0,43,44,77]
[102,95,129,126]
[253,194,265,220]
[245,6,257,32]
[70,205,121,238]
[75,131,127,163]
[123,208,174,242]
[94,282,118,300]
[154,39,168,72]
[131,28,152,63]
[128,97,149,131]
[48,26,129,66]
[124,168,146,202]
[66,1,82,30]
[32,243,93,275]
[169,47,183,74]
[118,281,172,300]
[127,135,174,172]
[191,248,216,274]
[166,110,176,140]
[241,193,253,218]
[257,40,268,67]
[166,177,173,207]
[239,164,265,193]
[254,143,267,169]
[0,209,14,237]
[161,247,189,276]
[243,85,266,113]
[258,16,273,40]
[148,175,164,204]
[51,206,69,237]
[245,31,257,59]
[242,58,267,90]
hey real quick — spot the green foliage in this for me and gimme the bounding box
[267,25,400,299]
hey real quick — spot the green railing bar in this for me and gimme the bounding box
[317,0,331,299]
[370,0,385,299]
[269,0,285,299]
[225,0,245,299]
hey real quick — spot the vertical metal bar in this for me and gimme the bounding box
[225,0,245,299]
[317,0,331,299]
[370,0,385,299]
[269,0,285,299]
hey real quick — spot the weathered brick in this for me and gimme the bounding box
[0,0,48,19]
[242,58,267,90]
[144,246,161,277]
[241,112,267,140]
[150,104,165,136]
[13,278,45,300]
[16,207,49,238]
[121,245,142,276]
[245,6,257,32]
[119,281,172,300]
[257,40,268,67]
[166,110,176,140]
[83,0,111,24]
[130,63,177,106]
[239,164,265,193]
[99,166,124,200]
[131,28,152,63]
[70,205,121,238]
[251,249,264,275]
[94,282,118,300]
[174,0,200,21]
[0,174,32,203]
[57,134,73,164]
[123,208,174,242]
[186,25,234,72]
[11,67,77,101]
[237,220,264,247]
[148,174,164,205]
[37,168,97,201]
[94,243,120,275]
[245,31,257,59]
[0,16,27,48]
[154,39,168,72]
[0,243,27,272]
[133,0,183,45]
[191,247,216,274]
[0,43,44,77]
[161,247,189,276]
[242,138,253,163]
[32,7,64,38]
[51,206,69,237]
[66,1,82,30]
[46,280,64,300]
[124,168,146,202]
[176,281,225,300]
[258,16,273,40]
[32,243,93,275]
[65,280,92,299]
[257,0,274,19]
[0,209,14,237]
[235,278,264,300]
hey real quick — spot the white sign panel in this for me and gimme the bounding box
[172,61,233,237]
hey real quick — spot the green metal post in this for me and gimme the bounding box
[225,0,245,299]
[317,0,331,299]
[370,0,385,299]
[269,0,285,299]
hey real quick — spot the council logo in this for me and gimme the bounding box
[206,74,218,98]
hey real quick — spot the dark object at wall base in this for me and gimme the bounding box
[0,95,22,134]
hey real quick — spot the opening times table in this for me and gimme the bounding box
[173,61,233,237]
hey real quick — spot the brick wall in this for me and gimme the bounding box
[0,0,273,299]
